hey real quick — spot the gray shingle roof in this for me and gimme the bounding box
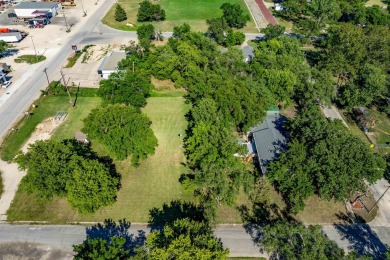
[242,46,255,62]
[251,115,288,173]
[98,51,126,71]
[14,2,60,9]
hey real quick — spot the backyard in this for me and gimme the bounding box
[102,0,257,32]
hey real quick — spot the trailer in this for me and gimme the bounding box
[0,32,22,42]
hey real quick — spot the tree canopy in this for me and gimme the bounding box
[82,104,158,165]
[262,221,345,259]
[268,106,386,211]
[16,140,120,213]
[73,219,133,259]
[220,3,250,29]
[136,218,229,259]
[98,70,152,107]
[137,0,165,22]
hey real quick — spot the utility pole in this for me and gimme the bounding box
[60,69,72,105]
[80,0,87,16]
[43,68,50,86]
[30,36,38,61]
[132,61,135,73]
[63,11,70,32]
[369,186,390,213]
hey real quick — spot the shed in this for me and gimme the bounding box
[249,113,288,174]
[242,45,255,63]
[75,131,88,144]
[97,51,127,79]
[14,2,61,18]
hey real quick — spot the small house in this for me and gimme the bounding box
[97,51,127,79]
[242,45,255,63]
[13,2,61,18]
[248,109,288,174]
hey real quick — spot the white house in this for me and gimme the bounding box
[97,51,127,79]
[14,2,62,18]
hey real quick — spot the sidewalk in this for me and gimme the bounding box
[0,160,26,221]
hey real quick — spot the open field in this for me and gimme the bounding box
[102,0,257,32]
[7,97,195,222]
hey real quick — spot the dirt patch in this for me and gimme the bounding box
[151,76,175,89]
[81,44,120,64]
[281,106,296,119]
[21,117,67,153]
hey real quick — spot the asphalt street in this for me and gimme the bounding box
[0,224,265,257]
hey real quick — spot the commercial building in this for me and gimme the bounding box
[97,51,127,79]
[13,2,61,18]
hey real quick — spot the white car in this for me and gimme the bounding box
[1,81,11,89]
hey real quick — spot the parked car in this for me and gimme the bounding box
[1,81,11,88]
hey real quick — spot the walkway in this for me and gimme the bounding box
[0,160,25,221]
[255,0,279,25]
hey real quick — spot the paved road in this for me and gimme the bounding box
[0,224,265,257]
[0,0,117,143]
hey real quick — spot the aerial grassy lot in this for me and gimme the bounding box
[7,96,195,223]
[0,93,100,161]
[102,0,257,32]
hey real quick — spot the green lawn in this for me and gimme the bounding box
[14,55,46,64]
[51,99,101,141]
[0,92,100,161]
[102,0,257,32]
[7,97,195,223]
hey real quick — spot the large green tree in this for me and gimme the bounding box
[66,158,120,214]
[16,140,74,199]
[82,104,158,165]
[220,3,250,29]
[73,219,132,259]
[137,0,165,22]
[268,106,386,211]
[98,71,152,107]
[262,221,345,259]
[136,218,229,259]
[16,140,120,213]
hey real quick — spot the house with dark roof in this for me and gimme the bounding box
[248,109,288,173]
[97,51,126,79]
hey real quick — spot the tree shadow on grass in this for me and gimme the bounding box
[86,219,146,254]
[148,200,207,231]
[334,223,387,259]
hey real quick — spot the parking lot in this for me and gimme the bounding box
[0,0,106,97]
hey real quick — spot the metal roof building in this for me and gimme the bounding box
[250,113,288,174]
[97,51,127,79]
[14,2,62,18]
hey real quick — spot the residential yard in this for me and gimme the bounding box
[102,0,257,32]
[0,90,100,161]
[296,195,348,224]
[7,97,195,223]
